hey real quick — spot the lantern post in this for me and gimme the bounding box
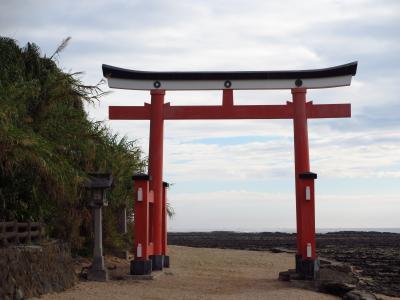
[85,173,113,282]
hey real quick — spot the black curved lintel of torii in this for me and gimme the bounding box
[101,62,357,90]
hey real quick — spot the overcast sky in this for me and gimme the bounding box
[2,0,400,231]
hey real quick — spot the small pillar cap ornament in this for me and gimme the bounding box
[299,172,317,179]
[132,173,152,181]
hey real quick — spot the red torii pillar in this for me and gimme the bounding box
[292,88,317,278]
[104,61,357,278]
[148,90,166,270]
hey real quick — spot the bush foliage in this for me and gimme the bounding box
[0,37,146,254]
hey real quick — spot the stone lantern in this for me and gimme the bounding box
[84,173,113,281]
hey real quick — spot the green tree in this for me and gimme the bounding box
[0,37,147,253]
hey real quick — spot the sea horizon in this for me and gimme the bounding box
[169,227,400,234]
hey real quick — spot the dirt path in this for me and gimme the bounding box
[34,246,344,300]
[169,231,400,296]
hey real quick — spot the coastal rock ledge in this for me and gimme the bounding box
[0,241,76,299]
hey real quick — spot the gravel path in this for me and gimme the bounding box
[34,246,340,300]
[168,231,400,297]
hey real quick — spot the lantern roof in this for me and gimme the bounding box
[84,173,113,189]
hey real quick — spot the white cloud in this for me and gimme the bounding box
[2,0,399,229]
[168,190,400,231]
[162,126,400,183]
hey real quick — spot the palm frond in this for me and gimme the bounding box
[50,36,71,59]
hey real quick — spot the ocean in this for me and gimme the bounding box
[170,227,400,234]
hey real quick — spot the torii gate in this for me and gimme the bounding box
[103,61,357,278]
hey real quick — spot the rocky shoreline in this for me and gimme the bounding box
[168,231,400,297]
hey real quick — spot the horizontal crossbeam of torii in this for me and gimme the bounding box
[109,94,350,120]
[103,61,357,278]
